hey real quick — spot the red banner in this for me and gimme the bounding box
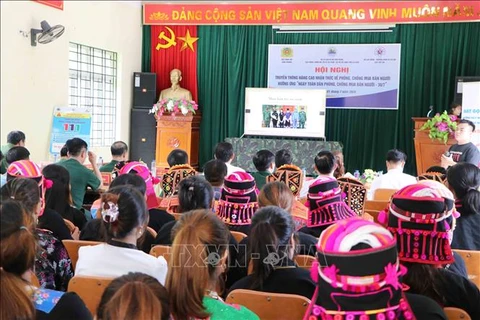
[150,26,198,102]
[144,1,480,25]
[33,0,64,10]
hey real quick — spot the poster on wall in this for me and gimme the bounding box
[461,82,480,151]
[244,88,326,138]
[50,107,91,155]
[268,44,401,110]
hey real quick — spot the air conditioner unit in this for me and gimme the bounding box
[273,24,396,33]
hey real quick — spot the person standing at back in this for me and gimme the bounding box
[100,141,128,173]
[369,149,416,196]
[58,138,102,210]
[214,142,245,176]
[0,130,26,174]
[442,119,480,168]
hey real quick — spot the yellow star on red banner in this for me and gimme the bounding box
[178,29,199,52]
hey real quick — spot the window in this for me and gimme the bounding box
[69,43,118,147]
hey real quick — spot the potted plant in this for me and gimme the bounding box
[149,98,198,117]
[420,111,458,144]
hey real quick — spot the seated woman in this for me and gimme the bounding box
[167,209,259,319]
[113,161,174,232]
[228,181,317,288]
[0,200,91,319]
[96,272,170,320]
[154,175,215,245]
[75,185,168,284]
[446,162,480,250]
[80,174,156,254]
[6,160,73,241]
[42,164,87,230]
[1,178,73,291]
[304,217,447,320]
[298,176,356,238]
[385,184,480,319]
[216,171,259,235]
[229,206,316,299]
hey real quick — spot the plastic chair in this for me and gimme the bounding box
[62,240,102,271]
[452,249,480,289]
[294,254,315,271]
[443,307,472,320]
[373,188,397,201]
[149,245,172,264]
[63,219,76,233]
[231,231,248,243]
[68,275,113,316]
[226,289,310,320]
[146,226,157,239]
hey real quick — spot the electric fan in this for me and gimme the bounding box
[31,20,65,46]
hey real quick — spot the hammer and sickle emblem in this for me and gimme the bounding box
[156,26,176,50]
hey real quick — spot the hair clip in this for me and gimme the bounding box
[10,196,15,199]
[101,202,119,223]
[188,186,194,191]
[19,226,28,231]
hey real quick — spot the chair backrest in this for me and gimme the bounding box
[266,164,304,197]
[417,172,447,184]
[150,245,172,264]
[28,270,41,287]
[62,240,102,271]
[68,275,113,316]
[146,226,157,239]
[373,188,397,201]
[452,249,480,289]
[231,231,248,243]
[294,254,315,271]
[63,219,76,233]
[161,165,196,197]
[226,289,310,320]
[337,177,367,216]
[444,307,472,320]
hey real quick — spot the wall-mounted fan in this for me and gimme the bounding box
[31,20,65,47]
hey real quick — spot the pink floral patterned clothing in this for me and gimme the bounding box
[35,229,73,291]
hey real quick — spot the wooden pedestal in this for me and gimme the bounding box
[412,117,455,175]
[155,112,201,170]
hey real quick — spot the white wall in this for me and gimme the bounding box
[0,0,142,162]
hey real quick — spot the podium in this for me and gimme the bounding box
[155,112,201,170]
[412,117,455,175]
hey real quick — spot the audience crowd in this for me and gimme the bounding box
[1,130,479,320]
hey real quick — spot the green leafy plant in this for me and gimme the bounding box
[420,111,457,144]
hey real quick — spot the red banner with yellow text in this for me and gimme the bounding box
[150,26,198,102]
[144,1,480,25]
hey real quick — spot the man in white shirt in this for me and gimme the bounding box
[370,149,417,198]
[214,142,245,176]
[299,150,337,198]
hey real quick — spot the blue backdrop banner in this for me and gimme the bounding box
[268,44,401,110]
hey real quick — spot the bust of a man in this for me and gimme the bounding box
[159,69,192,101]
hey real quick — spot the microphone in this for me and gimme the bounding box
[427,105,434,118]
[444,151,451,157]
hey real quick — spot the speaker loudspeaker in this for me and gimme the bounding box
[133,72,157,109]
[130,108,156,165]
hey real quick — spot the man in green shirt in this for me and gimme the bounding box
[1,131,26,174]
[58,138,102,209]
[251,149,275,190]
[100,141,128,172]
